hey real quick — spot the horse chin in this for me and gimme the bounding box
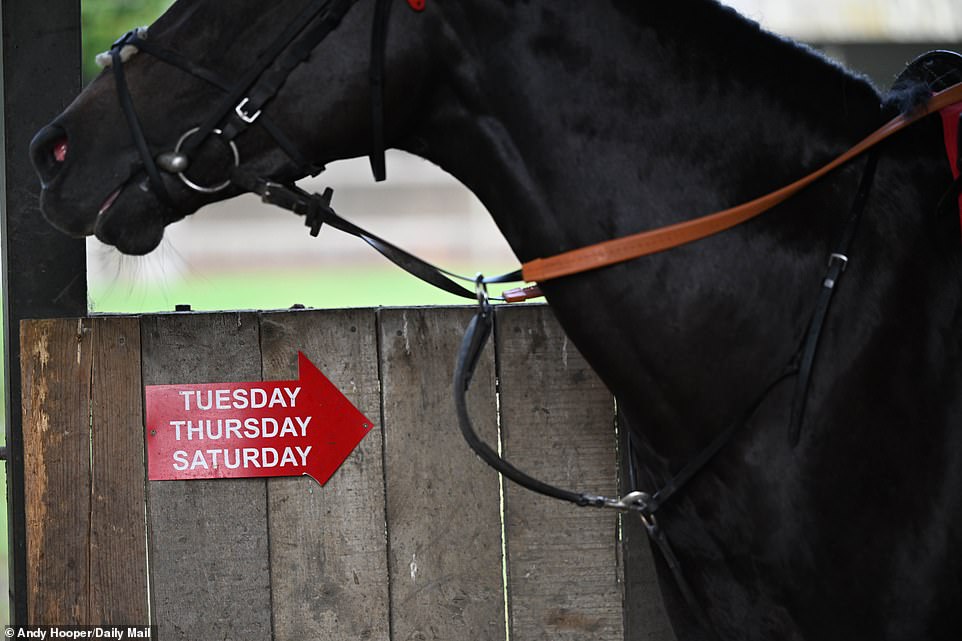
[93,190,169,256]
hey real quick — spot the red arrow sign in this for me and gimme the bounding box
[146,352,373,484]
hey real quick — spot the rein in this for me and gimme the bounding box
[514,81,962,298]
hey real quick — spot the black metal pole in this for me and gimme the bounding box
[1,0,86,624]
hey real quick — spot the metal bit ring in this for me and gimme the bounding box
[171,127,240,194]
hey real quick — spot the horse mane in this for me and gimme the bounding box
[635,0,883,129]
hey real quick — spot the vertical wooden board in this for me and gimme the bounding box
[88,317,148,624]
[21,317,148,624]
[260,309,389,641]
[619,427,677,641]
[495,305,623,641]
[142,312,271,640]
[379,307,506,641]
[22,318,92,623]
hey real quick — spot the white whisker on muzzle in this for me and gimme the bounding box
[86,234,191,312]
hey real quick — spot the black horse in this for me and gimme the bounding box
[29,1,962,639]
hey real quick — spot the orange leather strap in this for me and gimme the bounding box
[520,82,962,285]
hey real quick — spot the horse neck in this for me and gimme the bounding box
[406,1,957,458]
[407,0,883,263]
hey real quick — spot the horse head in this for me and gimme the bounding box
[30,0,429,255]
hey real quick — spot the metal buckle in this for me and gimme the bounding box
[171,127,240,194]
[828,253,849,271]
[235,98,262,124]
[475,274,491,308]
[579,491,653,512]
[602,490,651,512]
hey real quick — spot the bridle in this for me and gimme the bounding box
[106,0,396,213]
[104,4,962,636]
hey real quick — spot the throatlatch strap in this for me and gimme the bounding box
[370,0,393,181]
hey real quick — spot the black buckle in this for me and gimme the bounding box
[305,188,334,237]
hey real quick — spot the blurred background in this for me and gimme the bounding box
[2,0,960,625]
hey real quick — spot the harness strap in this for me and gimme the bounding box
[128,36,321,175]
[788,152,878,445]
[453,298,645,510]
[644,517,720,640]
[230,171,523,300]
[369,0,393,181]
[520,82,962,286]
[110,42,175,209]
[450,153,881,638]
[182,0,355,158]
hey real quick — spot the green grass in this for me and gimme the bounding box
[88,264,520,313]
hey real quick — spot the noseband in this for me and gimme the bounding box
[107,0,396,210]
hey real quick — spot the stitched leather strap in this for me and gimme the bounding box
[521,82,962,284]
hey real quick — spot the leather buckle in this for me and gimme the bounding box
[828,253,849,271]
[235,98,262,124]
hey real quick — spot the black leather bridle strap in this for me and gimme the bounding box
[110,43,175,208]
[126,35,321,174]
[110,0,397,203]
[454,302,636,508]
[369,0,393,180]
[788,152,879,445]
[180,0,356,158]
[230,171,523,299]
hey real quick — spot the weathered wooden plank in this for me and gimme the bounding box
[495,305,624,641]
[22,318,91,624]
[142,312,271,640]
[259,308,390,641]
[87,317,148,624]
[21,317,147,624]
[378,307,506,641]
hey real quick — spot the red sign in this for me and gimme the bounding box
[940,102,962,239]
[145,352,373,484]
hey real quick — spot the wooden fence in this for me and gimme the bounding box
[20,305,675,641]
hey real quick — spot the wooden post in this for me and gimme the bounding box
[20,318,147,624]
[1,0,86,623]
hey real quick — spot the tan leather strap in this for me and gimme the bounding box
[521,82,962,285]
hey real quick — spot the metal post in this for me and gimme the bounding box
[1,0,86,624]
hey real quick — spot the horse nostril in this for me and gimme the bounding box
[53,138,68,163]
[30,124,69,184]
